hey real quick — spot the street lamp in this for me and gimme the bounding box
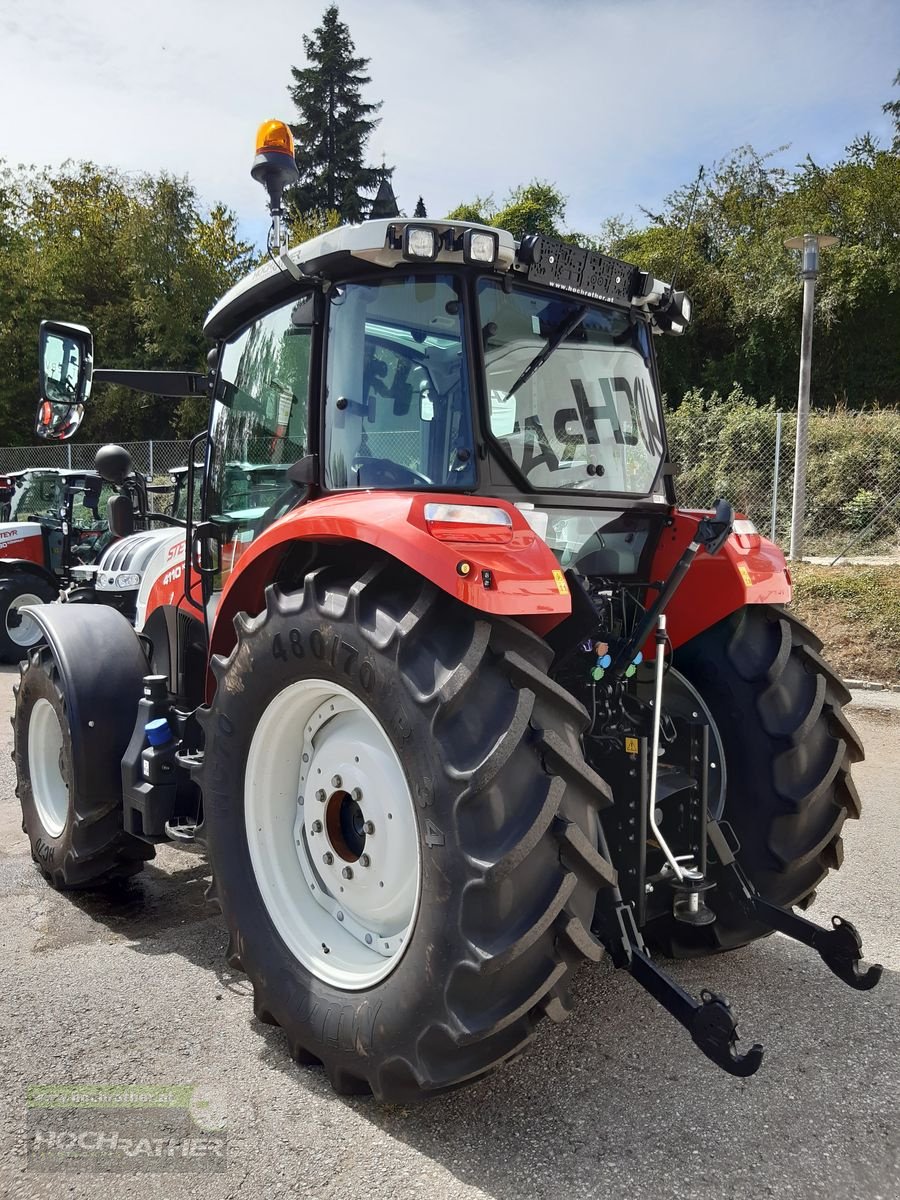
[784,232,839,561]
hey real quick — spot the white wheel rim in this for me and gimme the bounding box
[7,594,44,647]
[244,679,421,990]
[28,698,69,839]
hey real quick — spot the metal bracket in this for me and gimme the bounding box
[709,821,883,991]
[741,893,882,991]
[629,948,764,1077]
[592,891,763,1077]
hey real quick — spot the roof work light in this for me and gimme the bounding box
[402,226,439,261]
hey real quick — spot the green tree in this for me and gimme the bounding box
[448,181,571,241]
[287,5,389,223]
[883,69,900,152]
[0,162,253,445]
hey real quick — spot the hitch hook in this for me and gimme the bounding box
[628,947,764,1078]
[818,915,883,991]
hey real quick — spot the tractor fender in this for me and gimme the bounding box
[19,604,148,803]
[208,492,571,662]
[0,558,58,590]
[0,525,47,569]
[647,511,792,655]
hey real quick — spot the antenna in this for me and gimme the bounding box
[669,164,705,294]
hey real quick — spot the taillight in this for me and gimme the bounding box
[423,503,514,544]
[732,518,761,549]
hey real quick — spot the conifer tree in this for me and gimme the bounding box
[287,5,391,222]
[413,196,427,218]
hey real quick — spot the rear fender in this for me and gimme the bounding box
[0,557,58,590]
[208,492,571,663]
[0,525,47,569]
[648,511,791,655]
[20,604,148,801]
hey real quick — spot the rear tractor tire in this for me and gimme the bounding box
[196,560,614,1103]
[647,603,862,957]
[0,572,57,663]
[14,648,154,888]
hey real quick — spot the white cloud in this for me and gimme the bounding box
[1,0,896,243]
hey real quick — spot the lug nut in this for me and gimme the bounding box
[322,852,334,866]
[331,774,342,788]
[342,866,353,880]
[359,854,370,868]
[315,789,326,802]
[352,787,363,802]
[311,820,323,833]
[363,821,375,835]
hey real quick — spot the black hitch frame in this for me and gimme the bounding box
[707,819,883,992]
[590,816,882,1080]
[595,896,765,1077]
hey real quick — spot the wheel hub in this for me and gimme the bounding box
[7,594,44,647]
[28,698,68,838]
[244,678,421,990]
[292,697,418,961]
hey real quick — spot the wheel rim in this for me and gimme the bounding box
[7,594,44,647]
[244,679,421,991]
[28,698,69,839]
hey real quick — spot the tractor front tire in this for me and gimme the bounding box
[197,560,613,1102]
[648,603,862,956]
[0,572,57,663]
[14,649,154,888]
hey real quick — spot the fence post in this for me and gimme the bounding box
[66,444,72,469]
[149,440,154,478]
[770,411,783,543]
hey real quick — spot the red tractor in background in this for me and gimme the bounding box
[13,120,879,1103]
[0,455,163,661]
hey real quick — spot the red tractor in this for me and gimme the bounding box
[14,121,879,1103]
[0,454,162,662]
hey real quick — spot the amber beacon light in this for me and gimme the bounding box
[251,119,300,219]
[254,119,296,160]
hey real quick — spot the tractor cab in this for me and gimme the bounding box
[3,468,114,574]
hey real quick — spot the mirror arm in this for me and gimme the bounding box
[92,370,207,398]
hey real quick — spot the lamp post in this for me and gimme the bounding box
[784,232,839,561]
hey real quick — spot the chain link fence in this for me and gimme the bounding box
[0,441,192,513]
[1,412,898,559]
[667,398,900,560]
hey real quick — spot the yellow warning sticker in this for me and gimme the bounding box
[625,737,639,755]
[552,569,569,595]
[737,562,753,587]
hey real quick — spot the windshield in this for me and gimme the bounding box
[477,280,666,495]
[208,299,310,581]
[9,474,63,523]
[325,274,475,489]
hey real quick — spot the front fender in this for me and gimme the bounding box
[19,604,148,801]
[209,492,571,661]
[648,512,791,654]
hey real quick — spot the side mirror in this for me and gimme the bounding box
[36,320,94,442]
[81,475,103,519]
[107,492,135,539]
[192,521,222,577]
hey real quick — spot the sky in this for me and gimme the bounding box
[1,0,897,251]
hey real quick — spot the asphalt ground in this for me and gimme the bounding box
[0,663,897,1200]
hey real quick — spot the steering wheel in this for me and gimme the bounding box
[351,457,433,487]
